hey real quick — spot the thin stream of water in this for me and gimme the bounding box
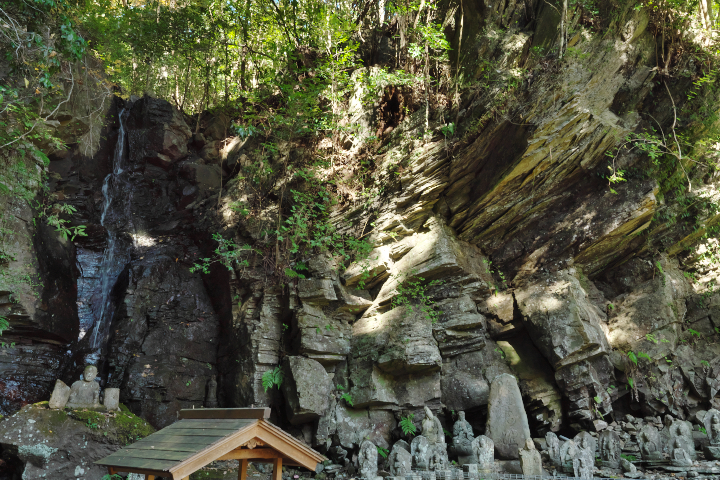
[89,108,132,351]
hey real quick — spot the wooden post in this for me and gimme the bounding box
[238,458,248,480]
[273,456,283,480]
[146,475,155,480]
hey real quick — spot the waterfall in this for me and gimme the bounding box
[89,108,133,350]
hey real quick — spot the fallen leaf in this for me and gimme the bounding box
[35,89,40,94]
[24,78,29,88]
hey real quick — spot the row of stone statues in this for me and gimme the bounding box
[545,431,595,479]
[48,365,119,411]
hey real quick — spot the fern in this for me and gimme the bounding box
[688,328,701,338]
[400,414,416,436]
[262,366,284,392]
[627,351,638,366]
[638,352,652,362]
[0,316,8,336]
[377,446,389,458]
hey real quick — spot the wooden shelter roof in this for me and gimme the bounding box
[96,408,327,480]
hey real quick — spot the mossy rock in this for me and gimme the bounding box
[66,406,155,444]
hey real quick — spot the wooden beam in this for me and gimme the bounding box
[146,475,155,480]
[239,459,248,480]
[273,456,282,480]
[253,424,321,471]
[179,408,270,420]
[170,423,258,479]
[218,448,282,461]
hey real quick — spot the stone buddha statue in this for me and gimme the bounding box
[421,406,445,445]
[65,365,102,409]
[452,411,475,458]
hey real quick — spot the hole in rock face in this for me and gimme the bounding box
[0,445,24,480]
[376,86,407,137]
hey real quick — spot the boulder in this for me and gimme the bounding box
[298,278,337,304]
[0,403,154,480]
[485,374,531,459]
[281,356,332,425]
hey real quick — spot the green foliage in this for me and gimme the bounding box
[191,233,254,274]
[399,414,417,436]
[0,316,8,336]
[38,203,88,241]
[102,475,123,480]
[377,446,389,458]
[621,454,636,462]
[701,426,708,434]
[262,366,284,392]
[638,351,652,362]
[688,328,701,338]
[391,273,444,323]
[627,351,638,366]
[646,333,657,344]
[337,384,354,406]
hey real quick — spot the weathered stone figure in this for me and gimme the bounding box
[574,431,596,456]
[474,435,494,472]
[452,411,475,463]
[638,425,663,461]
[703,408,720,459]
[411,435,431,470]
[559,439,576,474]
[519,438,542,476]
[669,419,696,459]
[573,446,594,480]
[545,431,560,466]
[389,444,412,477]
[485,374,531,459]
[429,443,448,470]
[598,430,620,468]
[422,406,445,445]
[65,365,101,409]
[671,438,692,467]
[359,440,378,480]
[205,375,218,408]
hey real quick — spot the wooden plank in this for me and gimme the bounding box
[99,449,191,462]
[179,408,270,420]
[132,434,225,444]
[142,428,239,436]
[103,465,170,478]
[164,422,251,430]
[95,455,177,470]
[171,419,255,427]
[217,448,282,461]
[170,422,258,479]
[124,442,215,453]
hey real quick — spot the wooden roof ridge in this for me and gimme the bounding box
[95,409,327,480]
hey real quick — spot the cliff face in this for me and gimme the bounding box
[2,0,720,458]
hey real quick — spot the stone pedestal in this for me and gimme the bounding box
[704,445,720,460]
[48,380,71,409]
[103,388,120,411]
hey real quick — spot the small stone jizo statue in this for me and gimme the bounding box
[65,365,101,409]
[704,409,720,459]
[453,411,475,464]
[359,440,379,480]
[519,438,542,476]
